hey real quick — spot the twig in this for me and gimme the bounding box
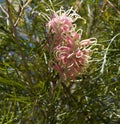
[5,0,33,86]
[101,33,120,73]
[14,0,32,27]
[0,4,9,18]
[107,0,120,15]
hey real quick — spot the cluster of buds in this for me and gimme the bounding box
[46,8,96,80]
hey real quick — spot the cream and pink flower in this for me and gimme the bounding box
[46,8,96,80]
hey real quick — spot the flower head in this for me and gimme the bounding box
[46,8,96,80]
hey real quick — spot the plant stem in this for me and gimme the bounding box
[5,0,33,87]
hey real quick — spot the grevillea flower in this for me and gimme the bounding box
[46,8,96,80]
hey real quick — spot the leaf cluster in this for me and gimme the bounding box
[0,0,119,123]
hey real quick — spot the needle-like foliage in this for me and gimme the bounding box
[0,0,119,123]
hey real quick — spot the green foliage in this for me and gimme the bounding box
[0,0,120,123]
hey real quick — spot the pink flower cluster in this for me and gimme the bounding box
[46,10,96,80]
